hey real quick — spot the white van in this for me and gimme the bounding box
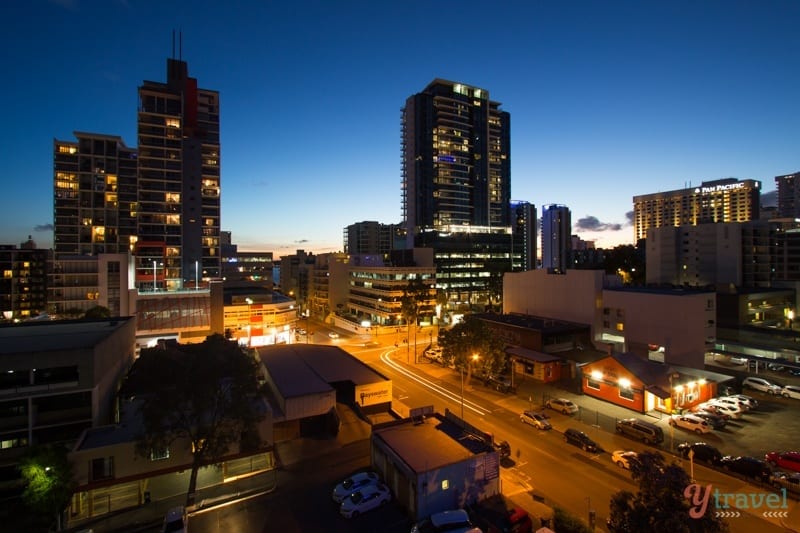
[742,377,782,394]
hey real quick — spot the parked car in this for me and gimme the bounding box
[615,418,664,444]
[328,332,340,339]
[768,363,787,372]
[611,450,640,470]
[424,348,443,363]
[411,509,482,533]
[339,483,391,518]
[714,396,751,411]
[694,402,733,420]
[564,428,598,452]
[677,442,723,466]
[520,410,552,430]
[493,439,511,458]
[546,398,579,415]
[770,471,800,495]
[765,451,800,473]
[669,414,712,434]
[721,455,772,481]
[781,384,800,400]
[704,400,743,419]
[485,374,514,393]
[726,394,758,409]
[689,410,727,429]
[161,506,186,533]
[332,471,380,503]
[742,376,782,394]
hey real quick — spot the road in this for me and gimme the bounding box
[344,337,796,532]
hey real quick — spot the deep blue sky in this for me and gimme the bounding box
[2,0,797,255]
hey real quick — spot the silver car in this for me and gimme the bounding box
[520,410,552,430]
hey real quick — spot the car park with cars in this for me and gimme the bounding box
[703,400,743,419]
[411,509,482,533]
[742,376,782,394]
[331,471,380,503]
[726,394,758,409]
[564,428,598,452]
[770,471,800,495]
[611,450,639,470]
[689,410,726,429]
[713,396,751,411]
[694,402,733,420]
[520,410,552,430]
[765,451,800,473]
[721,455,772,481]
[615,418,664,444]
[677,442,723,466]
[781,384,800,399]
[669,414,712,434]
[339,483,391,518]
[546,398,579,415]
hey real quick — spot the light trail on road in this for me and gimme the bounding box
[379,350,491,417]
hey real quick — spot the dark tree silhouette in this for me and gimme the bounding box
[129,334,264,507]
[608,451,728,532]
[439,316,506,381]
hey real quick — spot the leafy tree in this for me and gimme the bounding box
[129,334,264,507]
[608,451,728,533]
[439,316,506,380]
[83,305,111,319]
[19,444,75,531]
[603,243,645,286]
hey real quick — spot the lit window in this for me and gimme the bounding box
[166,118,181,128]
[149,447,170,461]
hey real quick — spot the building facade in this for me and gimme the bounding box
[343,221,399,255]
[511,201,536,271]
[401,79,513,311]
[0,238,49,320]
[541,204,571,273]
[776,171,800,218]
[136,57,221,289]
[633,178,761,242]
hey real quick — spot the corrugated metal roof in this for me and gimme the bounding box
[0,318,133,355]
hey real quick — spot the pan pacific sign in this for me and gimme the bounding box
[356,382,392,407]
[694,182,746,195]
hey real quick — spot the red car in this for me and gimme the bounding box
[765,451,800,473]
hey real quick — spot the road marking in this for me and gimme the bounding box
[380,351,491,416]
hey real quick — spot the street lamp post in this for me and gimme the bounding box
[152,260,157,291]
[460,353,480,426]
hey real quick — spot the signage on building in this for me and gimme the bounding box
[694,183,745,195]
[356,381,392,407]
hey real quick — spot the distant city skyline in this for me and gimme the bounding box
[1,0,797,255]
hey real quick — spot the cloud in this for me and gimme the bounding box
[294,239,309,244]
[625,211,634,225]
[34,224,54,232]
[575,215,622,232]
[761,190,777,208]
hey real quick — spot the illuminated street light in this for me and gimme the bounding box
[461,353,480,425]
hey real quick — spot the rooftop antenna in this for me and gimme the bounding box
[179,30,182,61]
[171,30,175,59]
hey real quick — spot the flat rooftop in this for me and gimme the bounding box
[257,344,389,399]
[0,317,133,355]
[373,413,492,474]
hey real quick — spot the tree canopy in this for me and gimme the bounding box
[608,451,728,533]
[438,316,507,379]
[128,334,264,506]
[19,444,75,531]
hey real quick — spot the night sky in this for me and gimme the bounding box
[2,0,797,254]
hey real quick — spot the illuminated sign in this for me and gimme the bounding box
[694,183,745,195]
[356,381,392,407]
